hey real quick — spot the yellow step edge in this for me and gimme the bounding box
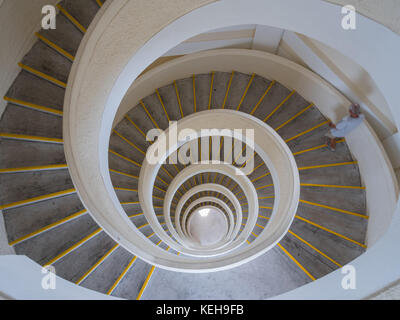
[76,244,119,285]
[114,187,138,192]
[275,103,314,131]
[155,89,170,121]
[153,185,167,193]
[259,196,275,200]
[56,4,86,33]
[9,209,87,246]
[109,168,139,180]
[237,73,255,111]
[140,100,159,129]
[35,32,74,61]
[300,183,365,190]
[299,199,368,219]
[278,243,316,281]
[108,149,141,167]
[174,80,184,117]
[95,0,103,7]
[4,96,63,116]
[136,266,156,300]
[251,171,271,183]
[298,161,357,171]
[0,133,63,144]
[0,164,67,174]
[124,115,146,138]
[250,80,275,115]
[18,62,66,88]
[263,90,296,122]
[292,139,346,156]
[128,212,143,218]
[260,206,273,210]
[295,215,367,248]
[112,129,145,155]
[285,121,329,143]
[221,71,234,109]
[255,184,273,191]
[249,161,266,175]
[43,228,102,267]
[208,72,215,110]
[0,188,76,210]
[107,256,137,295]
[121,201,140,205]
[287,230,342,268]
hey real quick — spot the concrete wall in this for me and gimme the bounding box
[0,255,118,299]
[0,0,58,117]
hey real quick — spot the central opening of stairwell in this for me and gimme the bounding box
[188,207,228,246]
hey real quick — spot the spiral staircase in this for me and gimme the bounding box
[2,0,395,300]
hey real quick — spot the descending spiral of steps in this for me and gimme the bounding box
[0,0,368,299]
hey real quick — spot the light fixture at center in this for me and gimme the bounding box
[199,208,210,217]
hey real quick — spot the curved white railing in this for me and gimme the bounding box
[175,184,240,251]
[139,110,299,264]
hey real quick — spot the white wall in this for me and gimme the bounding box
[276,31,396,141]
[0,0,58,117]
[0,255,118,299]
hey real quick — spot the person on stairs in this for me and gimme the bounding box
[325,103,365,151]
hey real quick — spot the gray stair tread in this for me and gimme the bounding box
[251,81,292,122]
[142,93,170,130]
[280,234,336,279]
[0,139,65,168]
[0,169,74,205]
[112,259,153,299]
[114,118,150,152]
[266,91,312,130]
[14,213,98,265]
[39,13,83,57]
[157,83,184,121]
[210,72,231,110]
[3,193,83,243]
[193,73,212,112]
[175,77,195,117]
[6,71,65,110]
[238,74,273,114]
[299,163,362,186]
[224,71,252,110]
[21,40,72,83]
[80,246,134,294]
[60,0,100,30]
[54,231,116,283]
[0,104,62,138]
[296,201,367,244]
[290,218,365,265]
